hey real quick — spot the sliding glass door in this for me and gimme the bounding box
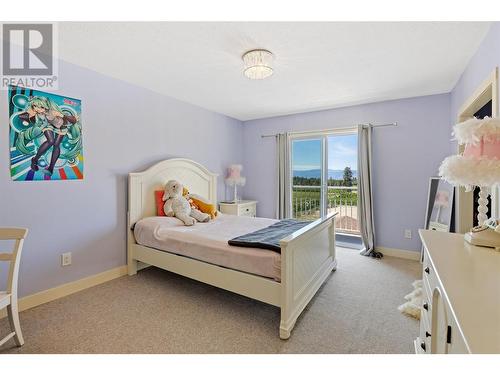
[291,137,325,220]
[326,133,358,234]
[291,129,359,234]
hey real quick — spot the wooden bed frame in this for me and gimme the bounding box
[127,158,337,339]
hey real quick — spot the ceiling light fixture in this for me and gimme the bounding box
[242,49,274,80]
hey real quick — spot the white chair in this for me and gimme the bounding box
[0,228,28,347]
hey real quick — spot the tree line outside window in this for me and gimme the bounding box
[293,166,357,187]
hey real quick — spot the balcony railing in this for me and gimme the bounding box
[292,185,359,235]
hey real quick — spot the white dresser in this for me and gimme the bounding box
[219,200,257,217]
[417,230,500,354]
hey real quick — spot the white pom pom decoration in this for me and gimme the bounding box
[439,155,500,191]
[452,116,500,145]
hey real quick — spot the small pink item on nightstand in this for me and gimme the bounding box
[225,164,246,202]
[226,165,242,181]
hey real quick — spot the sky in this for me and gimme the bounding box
[292,134,357,171]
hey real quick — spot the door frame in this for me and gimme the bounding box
[455,67,499,233]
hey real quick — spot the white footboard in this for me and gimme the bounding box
[279,212,337,339]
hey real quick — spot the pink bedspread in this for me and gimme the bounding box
[133,214,281,281]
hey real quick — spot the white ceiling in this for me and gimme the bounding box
[59,22,491,121]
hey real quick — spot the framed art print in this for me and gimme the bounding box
[421,177,455,261]
[429,178,455,231]
[8,85,83,181]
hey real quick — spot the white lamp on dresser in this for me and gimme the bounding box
[439,116,500,248]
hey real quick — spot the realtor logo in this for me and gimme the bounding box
[1,23,58,90]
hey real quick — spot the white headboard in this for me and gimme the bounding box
[128,158,218,227]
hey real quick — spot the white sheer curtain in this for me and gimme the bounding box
[276,133,291,219]
[357,125,381,257]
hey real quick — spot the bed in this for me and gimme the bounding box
[127,158,337,339]
[134,214,282,280]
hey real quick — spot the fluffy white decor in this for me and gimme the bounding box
[453,116,500,145]
[439,155,500,191]
[398,280,423,320]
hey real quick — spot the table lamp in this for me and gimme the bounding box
[439,116,500,247]
[225,164,246,202]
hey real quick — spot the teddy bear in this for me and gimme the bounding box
[162,180,210,226]
[182,187,218,220]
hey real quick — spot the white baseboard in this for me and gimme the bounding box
[376,246,420,261]
[0,265,127,319]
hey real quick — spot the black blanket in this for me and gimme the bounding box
[228,219,311,252]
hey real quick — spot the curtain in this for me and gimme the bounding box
[357,125,381,257]
[276,133,291,219]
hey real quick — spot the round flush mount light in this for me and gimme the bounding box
[242,49,274,80]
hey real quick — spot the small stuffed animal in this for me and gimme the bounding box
[162,180,210,226]
[182,187,218,219]
[398,280,423,320]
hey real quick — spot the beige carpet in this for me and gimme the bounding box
[0,247,420,354]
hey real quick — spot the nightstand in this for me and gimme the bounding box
[219,200,257,217]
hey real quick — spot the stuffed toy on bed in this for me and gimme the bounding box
[162,180,210,226]
[182,187,218,219]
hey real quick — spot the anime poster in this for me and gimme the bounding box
[8,85,83,181]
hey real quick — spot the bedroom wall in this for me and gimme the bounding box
[0,60,244,297]
[242,94,452,252]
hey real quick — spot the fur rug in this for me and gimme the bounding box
[398,280,423,320]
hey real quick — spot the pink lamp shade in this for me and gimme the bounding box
[463,137,500,159]
[227,164,242,179]
[225,164,246,186]
[439,117,500,191]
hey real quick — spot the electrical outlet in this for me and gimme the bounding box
[404,229,412,239]
[61,252,72,266]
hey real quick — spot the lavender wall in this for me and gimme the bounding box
[4,23,497,298]
[242,94,452,252]
[0,60,243,297]
[451,23,499,126]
